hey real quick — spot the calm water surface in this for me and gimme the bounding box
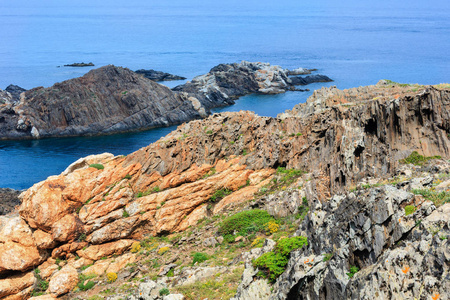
[0,0,449,189]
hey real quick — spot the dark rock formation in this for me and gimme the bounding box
[135,69,186,81]
[5,85,26,103]
[127,83,450,197]
[63,62,94,67]
[173,61,332,109]
[0,188,21,215]
[0,65,206,139]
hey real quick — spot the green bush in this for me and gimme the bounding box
[400,151,441,166]
[159,288,170,296]
[218,209,275,237]
[404,205,416,216]
[192,252,209,265]
[253,236,307,282]
[122,209,130,218]
[346,265,359,279]
[89,163,104,170]
[78,280,96,291]
[209,188,232,202]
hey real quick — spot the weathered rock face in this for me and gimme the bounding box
[127,84,450,196]
[172,61,332,109]
[0,188,21,215]
[0,65,204,139]
[5,85,26,103]
[234,186,449,300]
[0,83,449,299]
[135,69,186,81]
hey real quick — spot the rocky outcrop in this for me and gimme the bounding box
[0,65,205,139]
[5,85,26,103]
[135,69,186,81]
[0,188,21,215]
[234,186,449,300]
[1,83,449,299]
[63,62,94,67]
[172,61,332,109]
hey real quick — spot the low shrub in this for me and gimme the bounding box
[400,151,441,166]
[159,288,170,296]
[346,265,359,279]
[107,272,118,283]
[404,205,416,216]
[78,280,96,291]
[89,163,104,170]
[253,236,307,282]
[158,246,170,255]
[218,209,275,237]
[209,188,232,202]
[131,242,141,253]
[192,252,209,265]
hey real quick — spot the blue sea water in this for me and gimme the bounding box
[0,0,449,189]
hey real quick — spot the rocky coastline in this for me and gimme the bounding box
[0,82,449,299]
[135,69,186,81]
[0,61,331,140]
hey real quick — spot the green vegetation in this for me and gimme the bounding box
[167,268,174,277]
[209,188,232,203]
[174,267,244,300]
[256,168,306,197]
[346,265,359,279]
[78,280,96,291]
[295,197,309,221]
[323,253,333,262]
[136,186,162,198]
[218,209,275,237]
[412,189,450,207]
[202,167,216,179]
[122,209,130,218]
[192,252,209,265]
[399,151,441,166]
[206,130,213,135]
[32,269,49,296]
[124,174,132,180]
[381,79,414,87]
[78,233,86,242]
[253,236,308,282]
[242,149,248,156]
[89,163,104,170]
[159,288,170,296]
[404,205,416,216]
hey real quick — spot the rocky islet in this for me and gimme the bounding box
[0,61,331,140]
[0,81,449,299]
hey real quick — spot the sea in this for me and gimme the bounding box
[0,0,449,189]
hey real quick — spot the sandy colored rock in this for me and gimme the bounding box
[48,265,78,296]
[33,229,58,249]
[77,239,135,260]
[29,294,57,300]
[106,253,137,274]
[51,213,83,242]
[0,271,35,298]
[0,214,35,247]
[0,241,43,273]
[81,259,111,276]
[51,241,88,258]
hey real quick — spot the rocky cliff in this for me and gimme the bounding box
[173,61,332,109]
[0,82,449,300]
[0,65,205,140]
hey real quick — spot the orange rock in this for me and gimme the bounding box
[33,230,58,249]
[0,241,44,273]
[51,214,83,242]
[77,239,135,260]
[0,271,35,298]
[0,214,35,247]
[106,253,137,274]
[51,241,87,259]
[29,294,57,300]
[48,265,78,296]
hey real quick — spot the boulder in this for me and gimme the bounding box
[48,265,78,296]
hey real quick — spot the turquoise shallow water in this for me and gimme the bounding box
[0,0,449,189]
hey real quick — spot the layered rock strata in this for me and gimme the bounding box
[0,65,205,139]
[0,83,449,299]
